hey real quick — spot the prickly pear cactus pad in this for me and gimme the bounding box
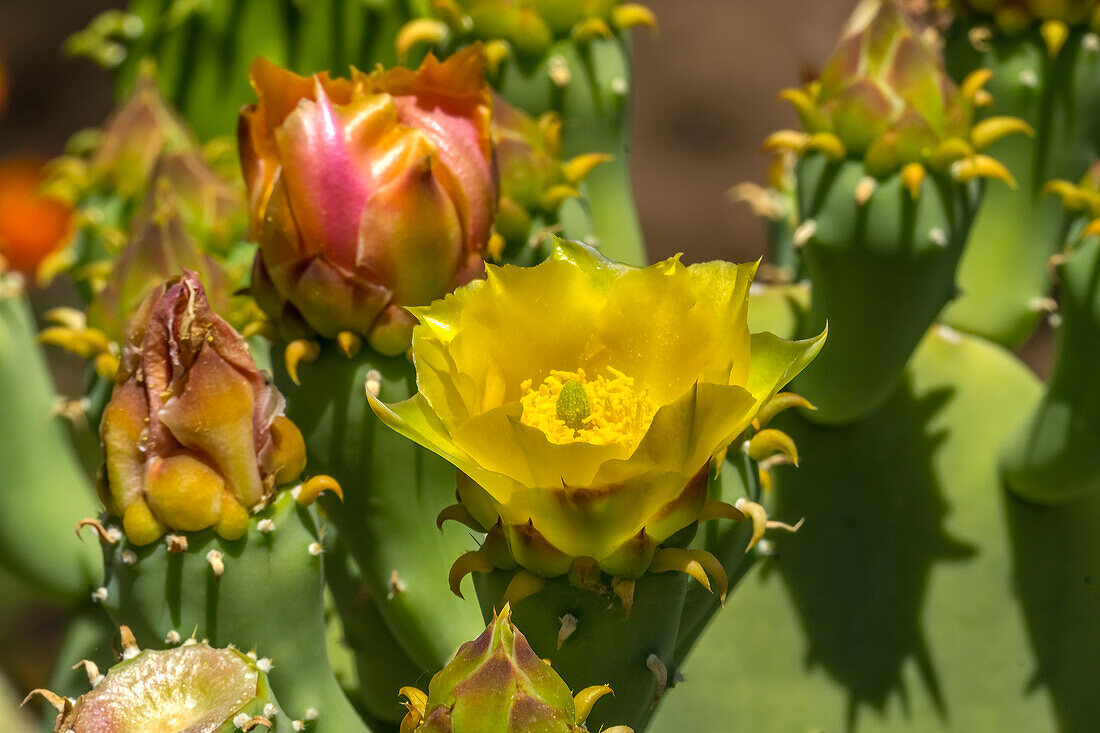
[239,46,496,356]
[765,0,1027,423]
[400,604,631,733]
[1001,165,1100,503]
[30,627,287,732]
[936,0,1100,344]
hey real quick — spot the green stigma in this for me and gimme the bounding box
[556,379,591,431]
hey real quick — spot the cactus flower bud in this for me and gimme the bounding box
[92,70,195,199]
[239,47,496,355]
[767,0,1029,181]
[86,188,230,345]
[100,271,305,545]
[401,605,629,733]
[35,628,282,732]
[370,239,824,579]
[489,95,608,254]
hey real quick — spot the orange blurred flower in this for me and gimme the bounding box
[0,158,73,277]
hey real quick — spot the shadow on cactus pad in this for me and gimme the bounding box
[766,367,975,726]
[1005,489,1100,733]
[652,328,1057,732]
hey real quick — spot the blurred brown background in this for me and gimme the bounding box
[0,0,855,265]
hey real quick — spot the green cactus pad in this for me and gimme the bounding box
[790,154,979,423]
[939,15,1100,345]
[652,327,1095,732]
[100,491,368,733]
[273,341,486,719]
[0,278,101,603]
[1002,230,1100,503]
[475,570,687,731]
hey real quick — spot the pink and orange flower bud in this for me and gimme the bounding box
[238,47,497,355]
[100,271,305,545]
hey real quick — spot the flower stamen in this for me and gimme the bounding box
[520,368,654,448]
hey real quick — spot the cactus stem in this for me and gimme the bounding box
[646,654,668,703]
[284,339,320,386]
[501,570,547,606]
[557,613,579,649]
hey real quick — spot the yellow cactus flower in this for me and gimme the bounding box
[369,240,825,579]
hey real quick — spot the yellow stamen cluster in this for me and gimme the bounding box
[520,368,654,448]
